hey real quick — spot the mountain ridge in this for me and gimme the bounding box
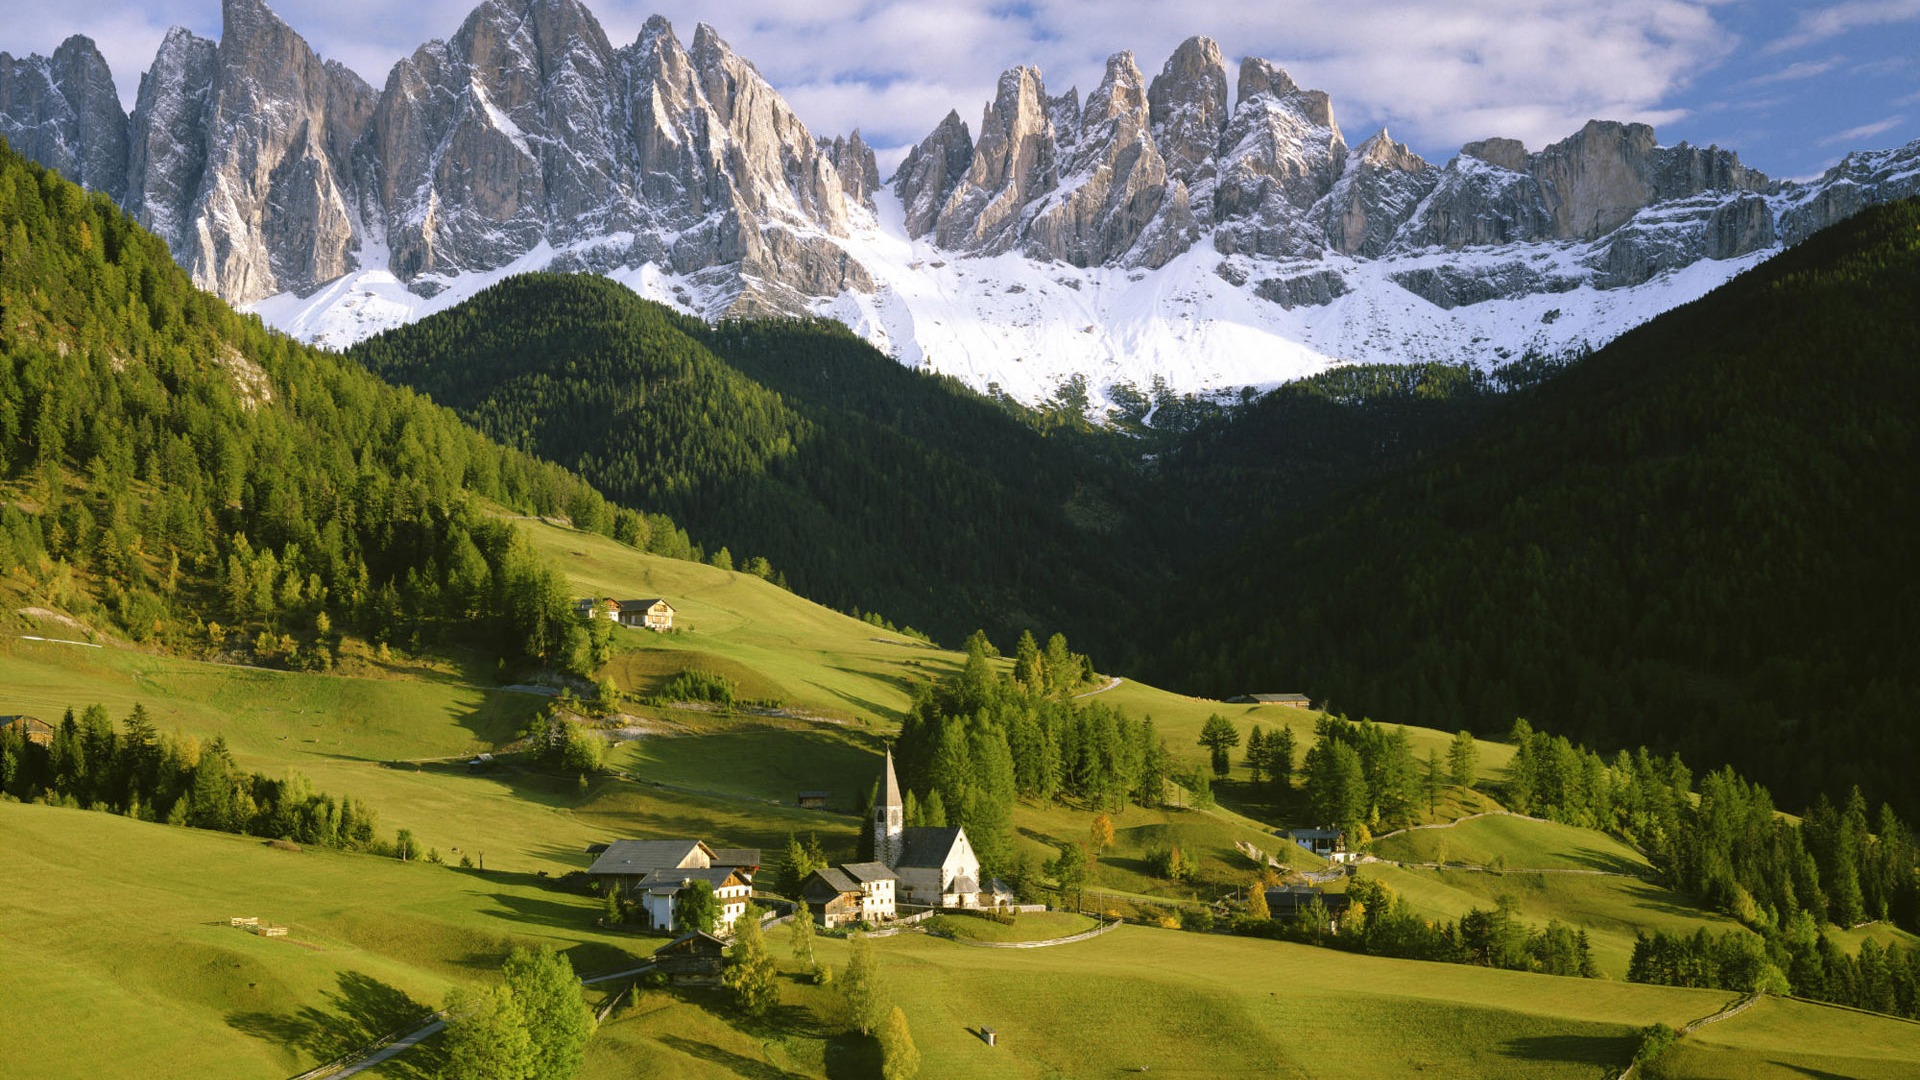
[4,0,1919,403]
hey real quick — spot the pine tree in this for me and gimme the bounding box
[1198,714,1240,779]
[1448,730,1479,789]
[879,1005,921,1080]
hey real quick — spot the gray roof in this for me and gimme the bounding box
[635,866,744,891]
[657,930,728,954]
[1251,693,1310,703]
[620,598,672,610]
[840,861,897,884]
[588,839,708,876]
[951,875,979,894]
[1286,828,1343,841]
[896,827,965,868]
[805,867,860,896]
[710,848,762,868]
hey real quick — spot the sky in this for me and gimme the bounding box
[4,0,1916,182]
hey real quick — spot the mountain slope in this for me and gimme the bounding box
[0,137,679,669]
[1157,198,1920,816]
[348,274,1153,649]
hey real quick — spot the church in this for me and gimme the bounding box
[872,748,1010,909]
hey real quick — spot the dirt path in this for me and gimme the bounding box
[1072,677,1123,699]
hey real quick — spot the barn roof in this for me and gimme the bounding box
[840,861,897,884]
[710,848,762,869]
[588,839,711,876]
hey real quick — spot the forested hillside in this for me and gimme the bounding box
[0,140,685,670]
[1156,198,1920,817]
[350,276,1153,651]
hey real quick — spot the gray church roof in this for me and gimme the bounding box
[880,748,902,810]
[896,827,965,868]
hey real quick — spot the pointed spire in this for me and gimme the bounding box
[882,746,903,810]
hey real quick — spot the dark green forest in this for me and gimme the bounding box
[0,141,690,672]
[1156,199,1920,818]
[349,276,1154,652]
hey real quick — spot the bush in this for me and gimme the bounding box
[1634,1023,1678,1066]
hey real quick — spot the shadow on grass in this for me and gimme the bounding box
[1498,1032,1637,1068]
[660,1034,809,1079]
[228,971,432,1074]
[822,1031,883,1080]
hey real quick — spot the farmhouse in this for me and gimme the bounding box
[1285,827,1355,863]
[1227,693,1312,707]
[652,931,729,985]
[574,597,622,621]
[617,598,675,632]
[872,749,1012,910]
[797,790,830,810]
[801,862,898,928]
[0,714,54,746]
[1264,885,1352,926]
[588,838,761,932]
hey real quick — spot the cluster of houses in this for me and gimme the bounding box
[588,750,1011,936]
[574,596,676,632]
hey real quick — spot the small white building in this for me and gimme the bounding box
[617,598,675,632]
[588,837,761,933]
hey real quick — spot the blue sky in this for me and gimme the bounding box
[7,0,1917,181]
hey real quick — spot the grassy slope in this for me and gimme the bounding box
[581,929,1754,1080]
[0,801,647,1079]
[1655,995,1920,1079]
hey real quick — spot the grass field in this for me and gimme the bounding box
[925,910,1099,942]
[574,925,1769,1080]
[1372,813,1654,874]
[1361,862,1748,978]
[0,801,649,1079]
[1651,995,1920,1078]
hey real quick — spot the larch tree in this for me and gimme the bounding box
[1198,714,1241,779]
[503,944,595,1080]
[723,904,778,1017]
[879,1005,921,1080]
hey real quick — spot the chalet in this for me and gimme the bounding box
[1264,885,1352,926]
[617,598,675,632]
[797,790,831,810]
[574,597,621,621]
[1285,827,1355,864]
[801,861,899,928]
[872,750,1013,910]
[652,931,729,986]
[587,838,761,932]
[0,715,54,746]
[1227,693,1312,707]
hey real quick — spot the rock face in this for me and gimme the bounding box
[187,0,374,302]
[892,110,974,239]
[0,0,870,313]
[126,28,216,260]
[3,2,1919,368]
[0,36,128,203]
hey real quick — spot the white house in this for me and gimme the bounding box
[588,838,761,932]
[617,598,675,632]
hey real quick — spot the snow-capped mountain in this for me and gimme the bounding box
[5,0,1919,405]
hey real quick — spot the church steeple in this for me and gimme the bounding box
[875,747,905,866]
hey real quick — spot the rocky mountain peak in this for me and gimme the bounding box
[1049,88,1081,147]
[933,65,1058,253]
[1354,128,1425,171]
[891,109,974,239]
[126,28,215,260]
[0,35,129,203]
[1147,35,1229,189]
[1236,57,1299,105]
[1460,137,1529,172]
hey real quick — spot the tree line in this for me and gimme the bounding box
[1628,923,1919,1022]
[1,703,412,856]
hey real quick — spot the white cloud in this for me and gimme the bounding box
[1818,114,1905,144]
[1764,0,1920,55]
[1746,56,1845,85]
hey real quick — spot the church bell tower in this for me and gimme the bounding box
[875,747,904,865]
